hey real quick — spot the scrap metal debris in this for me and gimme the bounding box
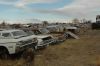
[64,32,80,39]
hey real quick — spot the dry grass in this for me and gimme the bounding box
[0,30,100,66]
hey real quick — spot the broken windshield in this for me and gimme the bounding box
[39,28,49,34]
[12,31,28,37]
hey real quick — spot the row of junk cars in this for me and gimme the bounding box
[0,24,79,59]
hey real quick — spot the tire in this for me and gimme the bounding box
[0,48,9,59]
[22,48,35,60]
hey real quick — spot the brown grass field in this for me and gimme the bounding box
[0,30,100,66]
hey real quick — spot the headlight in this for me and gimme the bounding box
[15,42,21,52]
[37,39,43,44]
[16,41,23,46]
[15,44,21,53]
[33,38,38,43]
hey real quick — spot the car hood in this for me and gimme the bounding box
[0,35,34,43]
[30,35,52,39]
[65,26,77,29]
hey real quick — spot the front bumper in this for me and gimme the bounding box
[15,42,37,53]
[35,39,56,49]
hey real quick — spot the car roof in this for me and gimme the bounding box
[47,25,59,28]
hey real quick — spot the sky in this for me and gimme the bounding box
[0,0,100,23]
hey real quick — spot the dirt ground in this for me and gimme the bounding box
[0,30,100,66]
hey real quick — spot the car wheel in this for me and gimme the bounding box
[22,48,35,60]
[0,48,9,59]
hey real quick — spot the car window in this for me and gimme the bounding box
[2,33,11,37]
[12,31,27,37]
[23,30,34,35]
[39,28,49,34]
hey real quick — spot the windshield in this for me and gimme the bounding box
[24,30,34,35]
[12,31,28,37]
[39,28,49,34]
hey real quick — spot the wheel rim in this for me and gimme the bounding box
[0,49,8,59]
[22,48,35,59]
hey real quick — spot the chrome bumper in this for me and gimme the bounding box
[35,39,56,49]
[15,42,36,53]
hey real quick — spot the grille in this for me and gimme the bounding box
[21,39,33,44]
[42,36,52,41]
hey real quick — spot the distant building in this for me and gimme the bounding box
[92,15,100,29]
[96,15,100,23]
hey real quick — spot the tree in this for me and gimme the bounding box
[1,20,6,26]
[42,21,48,27]
[72,18,80,24]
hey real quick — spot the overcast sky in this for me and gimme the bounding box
[0,0,99,23]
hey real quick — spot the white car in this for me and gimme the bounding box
[22,29,55,49]
[0,29,37,58]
